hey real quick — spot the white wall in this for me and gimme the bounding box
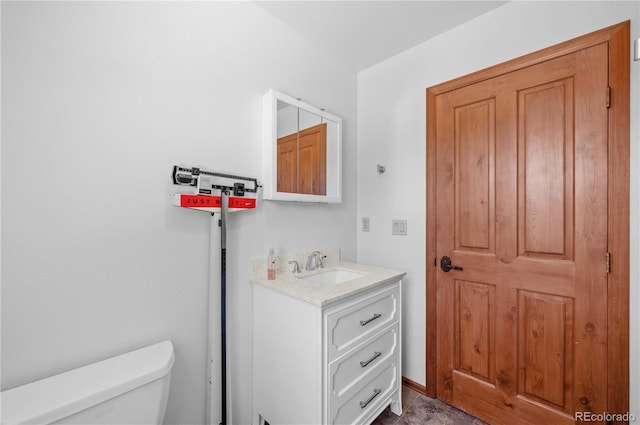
[1,2,357,424]
[357,2,639,413]
[4,1,638,423]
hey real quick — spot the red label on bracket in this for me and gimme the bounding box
[229,197,256,209]
[179,194,255,209]
[180,195,222,208]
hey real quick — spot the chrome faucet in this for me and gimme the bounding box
[289,260,300,277]
[305,251,325,271]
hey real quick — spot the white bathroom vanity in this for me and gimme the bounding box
[251,252,404,425]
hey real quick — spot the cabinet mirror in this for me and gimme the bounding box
[263,89,342,203]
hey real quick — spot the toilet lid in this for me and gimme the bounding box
[0,340,174,425]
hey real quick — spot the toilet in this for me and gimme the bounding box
[0,340,174,425]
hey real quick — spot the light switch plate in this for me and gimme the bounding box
[392,219,407,236]
[635,38,640,61]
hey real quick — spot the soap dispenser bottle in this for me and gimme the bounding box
[267,248,276,280]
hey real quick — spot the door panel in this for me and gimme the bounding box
[455,280,495,382]
[277,133,298,193]
[518,79,575,259]
[298,123,327,195]
[518,291,574,411]
[435,43,608,425]
[455,100,495,253]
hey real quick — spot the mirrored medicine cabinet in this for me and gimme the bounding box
[262,89,342,203]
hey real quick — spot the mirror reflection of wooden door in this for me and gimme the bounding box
[298,123,326,195]
[277,132,297,193]
[277,123,326,195]
[434,42,610,425]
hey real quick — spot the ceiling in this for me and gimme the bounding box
[255,1,508,72]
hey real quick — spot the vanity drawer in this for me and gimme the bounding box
[325,283,399,361]
[329,325,399,399]
[329,362,399,425]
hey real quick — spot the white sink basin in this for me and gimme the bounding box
[303,269,365,284]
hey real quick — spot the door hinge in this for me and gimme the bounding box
[606,86,611,108]
[606,252,611,274]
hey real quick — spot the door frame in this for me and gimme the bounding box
[425,21,630,417]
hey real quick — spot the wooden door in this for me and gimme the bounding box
[277,132,298,193]
[298,123,327,195]
[277,123,327,195]
[433,43,610,425]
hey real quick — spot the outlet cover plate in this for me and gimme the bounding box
[392,219,407,236]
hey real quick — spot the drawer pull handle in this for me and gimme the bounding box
[360,351,382,368]
[360,313,382,326]
[359,388,381,409]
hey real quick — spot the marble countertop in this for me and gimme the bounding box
[250,260,406,307]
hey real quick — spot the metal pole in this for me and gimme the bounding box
[206,212,222,425]
[220,190,229,425]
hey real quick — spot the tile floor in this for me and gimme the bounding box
[371,385,487,425]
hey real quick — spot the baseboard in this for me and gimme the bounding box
[402,376,428,396]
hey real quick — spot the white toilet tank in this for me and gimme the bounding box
[0,340,174,425]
